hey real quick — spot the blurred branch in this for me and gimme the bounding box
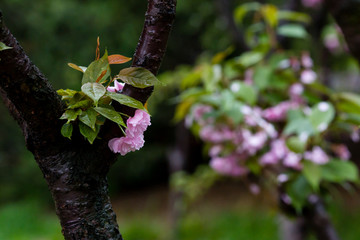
[215,0,249,53]
[324,0,360,64]
[304,195,340,240]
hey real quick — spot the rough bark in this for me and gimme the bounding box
[0,0,176,239]
[324,0,360,64]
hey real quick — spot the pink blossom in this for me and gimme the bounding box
[289,83,304,98]
[210,155,247,176]
[209,145,223,157]
[126,109,151,137]
[271,139,288,159]
[200,125,234,143]
[324,35,340,52]
[260,139,288,165]
[302,0,322,8]
[108,109,151,155]
[262,101,299,122]
[244,69,253,85]
[300,69,317,84]
[301,52,313,68]
[242,130,268,155]
[260,151,279,165]
[283,152,302,170]
[193,104,213,125]
[107,80,125,92]
[332,144,351,160]
[304,146,329,165]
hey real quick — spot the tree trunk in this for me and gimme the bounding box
[0,0,177,239]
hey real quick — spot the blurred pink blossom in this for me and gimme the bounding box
[332,144,351,160]
[260,151,279,165]
[302,0,322,8]
[209,145,223,157]
[108,109,151,155]
[304,146,329,165]
[300,69,317,84]
[200,125,234,143]
[244,69,254,85]
[242,130,268,155]
[262,101,299,122]
[210,155,247,176]
[283,152,302,169]
[301,52,313,68]
[107,80,124,92]
[324,35,340,52]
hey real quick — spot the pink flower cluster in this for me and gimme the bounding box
[107,80,125,93]
[108,109,151,155]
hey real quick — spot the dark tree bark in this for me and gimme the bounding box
[0,0,176,239]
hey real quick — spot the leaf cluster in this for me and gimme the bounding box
[58,39,160,143]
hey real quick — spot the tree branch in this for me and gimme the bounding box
[0,11,65,155]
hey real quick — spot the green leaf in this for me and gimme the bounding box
[335,92,360,114]
[321,159,359,183]
[60,109,82,122]
[286,175,313,212]
[57,89,78,97]
[261,4,278,27]
[303,160,321,191]
[106,92,146,111]
[286,136,306,153]
[81,82,106,105]
[68,99,93,109]
[277,11,311,24]
[236,51,264,68]
[79,122,99,144]
[79,108,97,130]
[284,117,314,136]
[277,24,308,39]
[309,102,335,133]
[116,67,161,88]
[82,49,110,84]
[230,81,257,105]
[253,65,272,90]
[61,123,73,140]
[94,107,126,127]
[233,2,261,23]
[0,42,12,51]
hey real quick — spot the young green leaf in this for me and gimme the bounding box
[82,49,110,84]
[79,108,98,130]
[68,63,87,73]
[94,107,126,127]
[61,123,73,139]
[57,89,78,97]
[81,82,106,105]
[106,92,147,111]
[116,67,162,88]
[79,122,99,144]
[60,109,82,122]
[0,42,12,51]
